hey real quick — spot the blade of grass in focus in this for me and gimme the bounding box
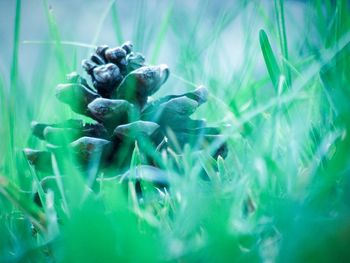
[259,29,281,91]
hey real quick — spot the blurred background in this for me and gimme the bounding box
[0,0,307,89]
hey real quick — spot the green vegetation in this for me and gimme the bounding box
[1,0,350,262]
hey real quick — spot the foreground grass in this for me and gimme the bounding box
[1,0,350,262]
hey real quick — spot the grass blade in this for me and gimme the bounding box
[10,0,21,90]
[0,176,46,231]
[133,0,146,49]
[0,74,9,166]
[23,40,95,49]
[274,0,291,86]
[111,1,124,44]
[150,3,173,64]
[7,0,22,181]
[128,142,141,212]
[90,0,116,49]
[43,0,68,75]
[259,29,281,91]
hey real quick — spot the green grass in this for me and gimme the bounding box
[1,0,350,262]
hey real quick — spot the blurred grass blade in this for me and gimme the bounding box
[90,0,116,49]
[128,141,141,212]
[0,74,5,125]
[26,162,47,209]
[0,74,10,169]
[199,152,220,183]
[111,1,124,43]
[274,0,291,86]
[0,176,46,231]
[217,155,227,181]
[10,0,21,90]
[43,0,68,74]
[150,2,173,64]
[23,40,96,49]
[130,141,142,178]
[196,3,242,56]
[259,29,281,91]
[133,0,146,49]
[7,0,21,180]
[51,154,70,216]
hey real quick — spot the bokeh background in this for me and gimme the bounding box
[0,0,307,89]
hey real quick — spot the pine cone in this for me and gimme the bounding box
[25,41,227,188]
